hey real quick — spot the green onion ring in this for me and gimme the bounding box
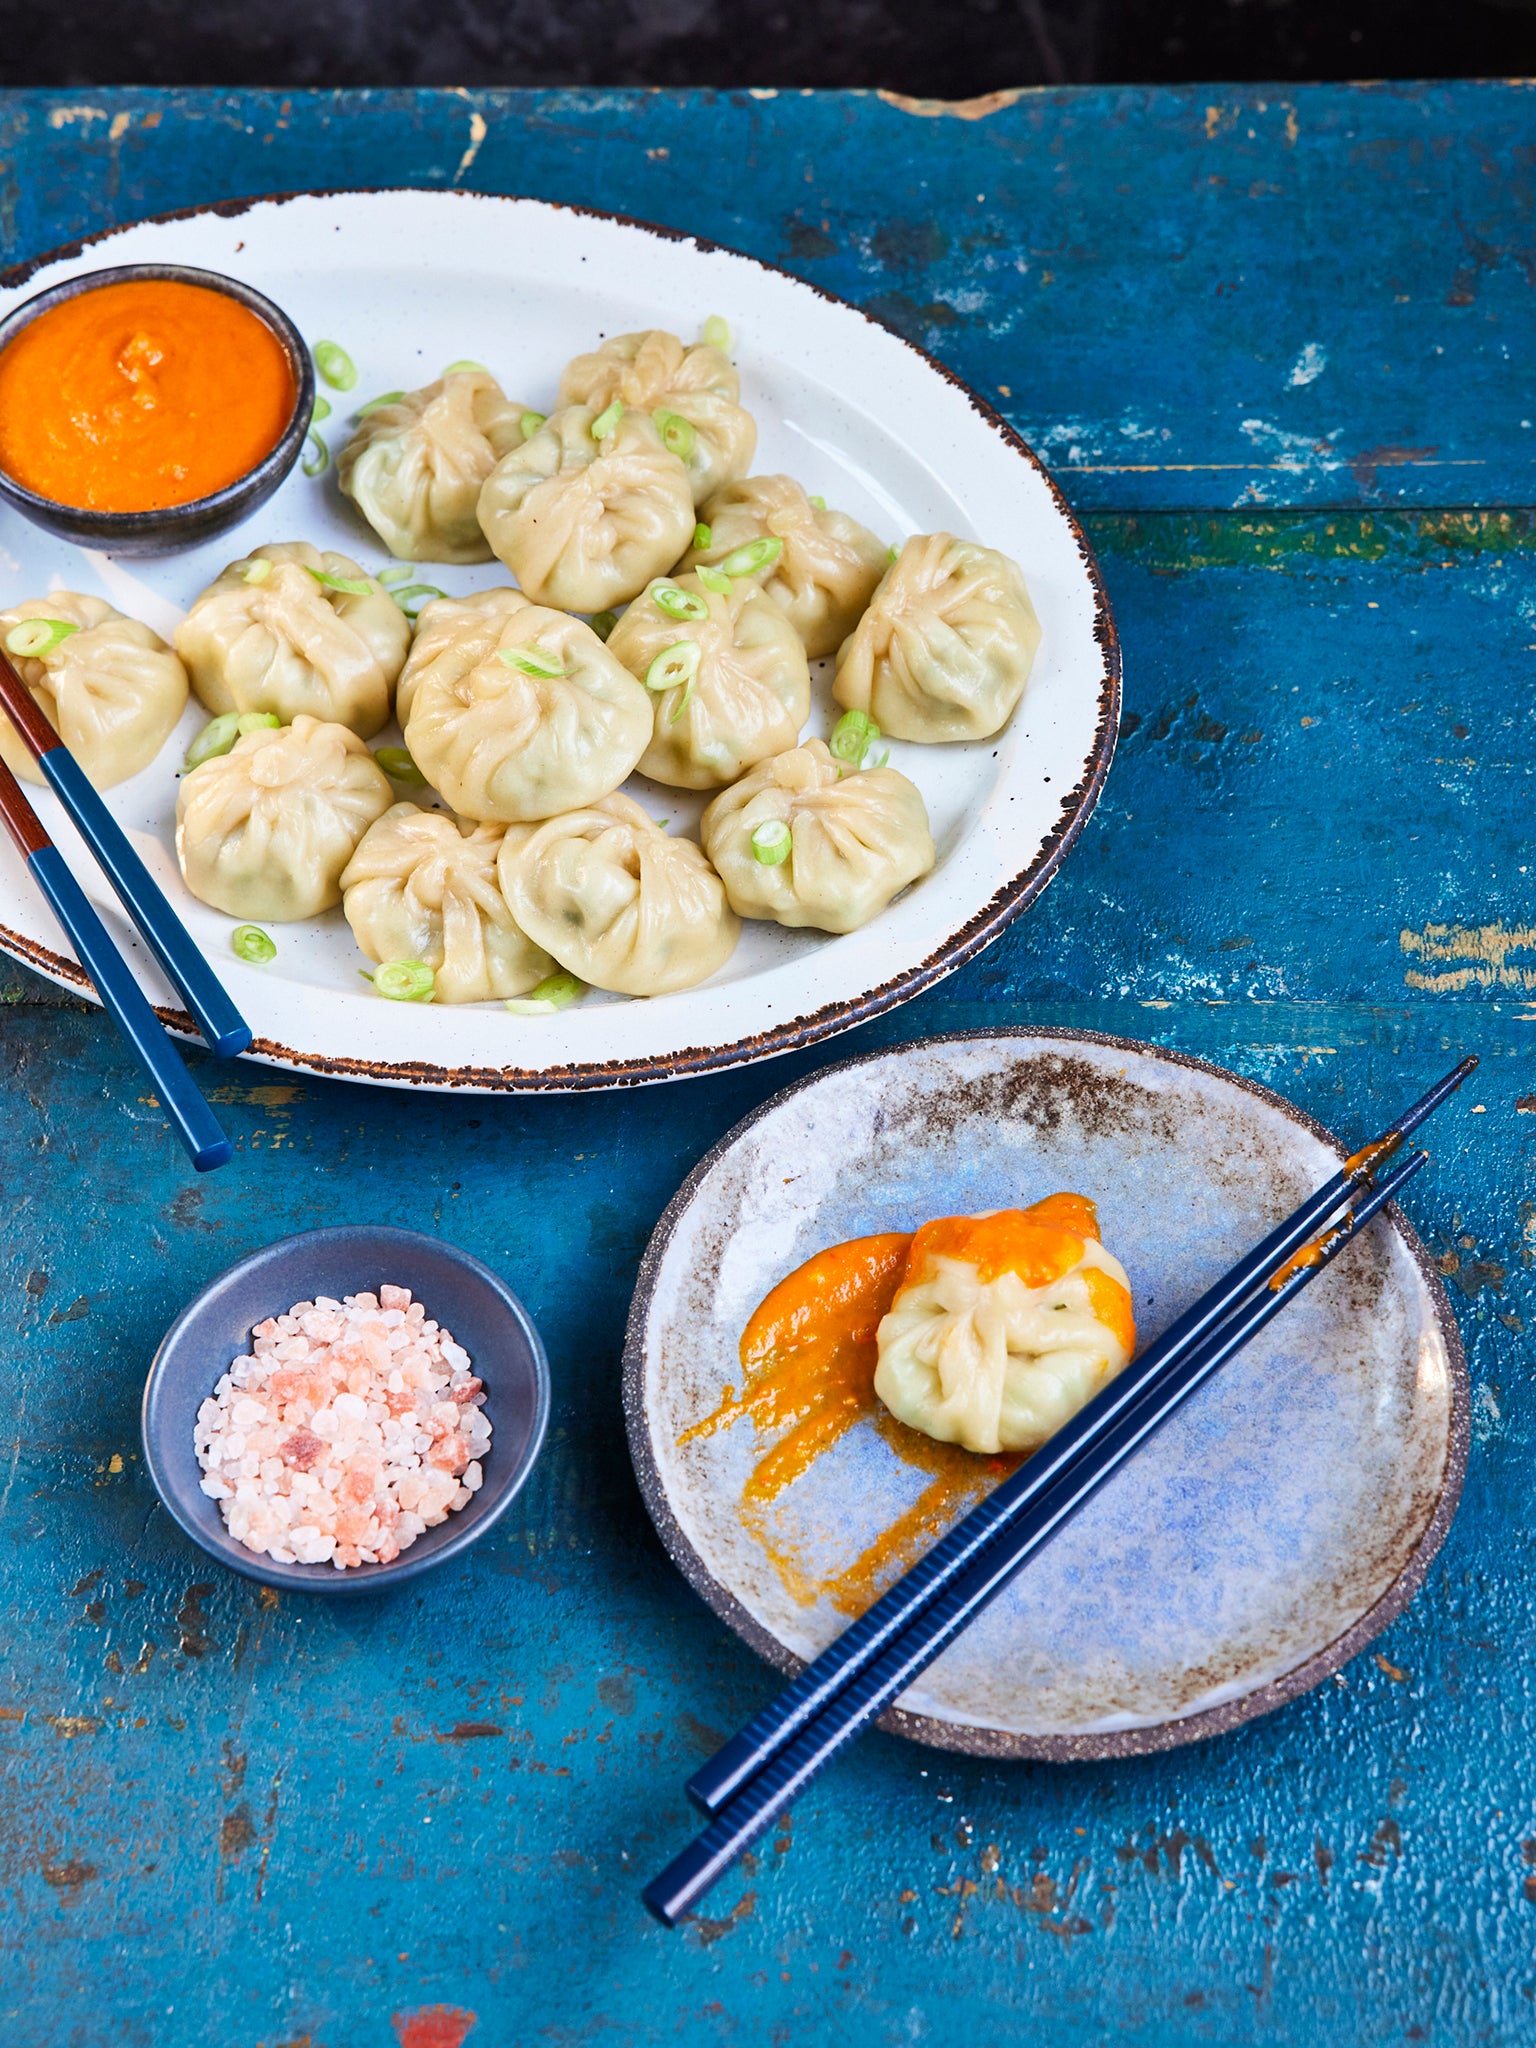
[718,535,783,578]
[314,340,358,391]
[301,432,328,477]
[393,584,448,620]
[695,566,733,597]
[236,712,281,736]
[377,565,416,587]
[505,969,584,1015]
[750,819,792,866]
[231,924,277,964]
[311,395,332,424]
[373,960,435,1003]
[693,521,712,550]
[499,644,566,679]
[444,359,488,375]
[829,707,880,767]
[888,542,901,562]
[589,610,618,642]
[809,494,828,511]
[357,391,405,417]
[650,581,708,623]
[184,714,242,770]
[306,566,374,598]
[240,557,273,585]
[374,746,427,787]
[701,315,731,353]
[4,618,79,659]
[654,409,697,461]
[590,399,623,441]
[645,640,702,696]
[519,410,548,439]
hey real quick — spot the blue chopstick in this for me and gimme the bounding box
[0,652,251,1058]
[685,1056,1474,1819]
[644,1147,1430,1926]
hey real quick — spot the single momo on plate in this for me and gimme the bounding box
[0,593,186,791]
[337,367,534,564]
[605,571,809,789]
[557,328,755,506]
[394,586,532,728]
[499,793,740,997]
[874,1193,1135,1456]
[175,541,411,741]
[403,603,651,824]
[475,405,696,613]
[683,475,889,659]
[700,739,934,934]
[341,803,554,1003]
[176,714,395,922]
[833,532,1041,744]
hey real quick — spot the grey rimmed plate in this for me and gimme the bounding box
[622,1031,1467,1759]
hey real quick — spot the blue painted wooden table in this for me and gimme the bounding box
[1,83,1533,2048]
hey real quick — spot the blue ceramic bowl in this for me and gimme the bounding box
[142,1226,549,1593]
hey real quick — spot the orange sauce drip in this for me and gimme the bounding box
[0,280,296,512]
[1344,1132,1400,1178]
[681,1194,1124,1616]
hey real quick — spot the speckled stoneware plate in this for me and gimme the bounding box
[624,1031,1467,1758]
[0,191,1116,1093]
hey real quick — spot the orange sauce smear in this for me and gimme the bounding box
[0,279,297,512]
[680,1194,1132,1616]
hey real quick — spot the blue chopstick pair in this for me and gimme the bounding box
[643,1057,1475,1926]
[0,650,251,1169]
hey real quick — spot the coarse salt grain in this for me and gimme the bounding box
[193,1285,490,1570]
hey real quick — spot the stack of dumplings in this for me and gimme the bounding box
[28,316,1044,1016]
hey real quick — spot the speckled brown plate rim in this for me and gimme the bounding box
[621,1027,1470,1762]
[0,188,1119,1094]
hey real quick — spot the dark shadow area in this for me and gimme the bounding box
[0,0,1532,93]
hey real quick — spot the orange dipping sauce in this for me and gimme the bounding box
[0,279,297,512]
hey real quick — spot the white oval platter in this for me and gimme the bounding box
[0,190,1117,1093]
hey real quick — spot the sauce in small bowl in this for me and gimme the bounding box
[0,263,314,553]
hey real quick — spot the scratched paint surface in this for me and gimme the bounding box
[0,84,1534,2048]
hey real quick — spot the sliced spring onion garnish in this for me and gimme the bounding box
[500,644,566,679]
[505,969,584,1015]
[231,924,277,964]
[829,707,881,767]
[590,399,623,440]
[654,408,697,461]
[312,395,332,424]
[392,584,447,619]
[236,712,281,735]
[377,565,416,586]
[645,640,702,696]
[444,359,488,375]
[869,747,891,769]
[4,618,79,659]
[240,557,274,585]
[718,535,783,578]
[589,610,618,642]
[518,410,547,440]
[888,542,901,562]
[184,714,242,769]
[307,566,374,597]
[373,960,435,1002]
[314,340,358,391]
[695,565,733,596]
[701,315,731,353]
[809,494,827,510]
[693,521,712,550]
[302,432,328,477]
[750,818,792,866]
[650,581,708,623]
[374,745,427,786]
[357,391,405,417]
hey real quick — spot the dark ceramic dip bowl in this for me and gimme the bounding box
[142,1225,550,1594]
[0,262,314,555]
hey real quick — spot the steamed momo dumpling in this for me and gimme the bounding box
[341,803,554,1003]
[700,739,934,934]
[176,715,394,921]
[0,593,186,791]
[833,533,1041,744]
[874,1195,1135,1456]
[475,405,695,613]
[395,586,532,728]
[499,793,739,997]
[175,542,410,741]
[403,604,651,824]
[337,368,533,564]
[683,476,888,658]
[557,328,755,505]
[606,571,809,789]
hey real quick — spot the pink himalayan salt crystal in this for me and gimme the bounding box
[193,1285,490,1570]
